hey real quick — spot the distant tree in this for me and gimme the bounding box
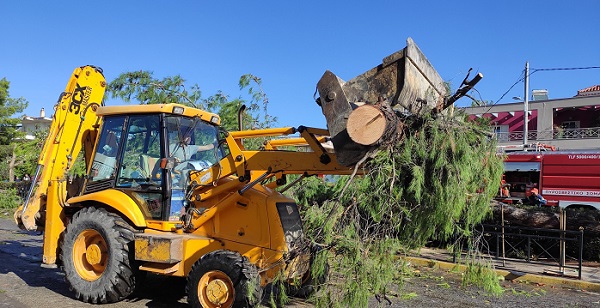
[0,78,27,144]
[238,74,277,129]
[471,99,491,107]
[0,78,28,182]
[107,72,276,133]
[14,129,47,179]
[108,72,201,107]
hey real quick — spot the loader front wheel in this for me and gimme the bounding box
[286,262,329,298]
[187,250,262,308]
[61,207,137,304]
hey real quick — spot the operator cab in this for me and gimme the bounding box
[85,111,223,222]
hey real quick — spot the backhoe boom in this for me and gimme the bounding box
[14,66,105,263]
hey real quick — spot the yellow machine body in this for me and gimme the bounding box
[13,66,357,286]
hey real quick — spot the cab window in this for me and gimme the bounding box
[165,116,222,189]
[89,116,125,182]
[116,115,162,188]
[165,115,222,221]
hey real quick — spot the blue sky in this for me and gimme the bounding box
[1,1,599,128]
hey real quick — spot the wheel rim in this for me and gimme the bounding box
[198,270,234,308]
[73,229,108,281]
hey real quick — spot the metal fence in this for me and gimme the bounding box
[476,224,584,279]
[494,127,600,142]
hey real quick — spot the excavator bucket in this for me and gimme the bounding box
[316,37,448,166]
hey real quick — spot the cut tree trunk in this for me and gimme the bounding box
[346,102,404,146]
[491,201,600,233]
[490,201,600,261]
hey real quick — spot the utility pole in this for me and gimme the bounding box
[523,62,530,146]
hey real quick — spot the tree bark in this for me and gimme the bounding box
[8,144,16,182]
[491,201,600,233]
[490,201,600,261]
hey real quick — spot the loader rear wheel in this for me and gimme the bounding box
[187,250,262,308]
[61,207,137,304]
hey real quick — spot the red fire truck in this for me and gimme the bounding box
[498,151,600,210]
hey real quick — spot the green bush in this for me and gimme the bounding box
[0,187,22,216]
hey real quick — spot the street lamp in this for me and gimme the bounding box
[524,62,530,146]
[514,63,530,147]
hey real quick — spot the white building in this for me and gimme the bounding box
[20,108,52,140]
[461,85,600,151]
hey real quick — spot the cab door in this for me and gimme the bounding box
[114,114,167,220]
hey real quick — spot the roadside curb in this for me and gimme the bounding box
[403,256,600,292]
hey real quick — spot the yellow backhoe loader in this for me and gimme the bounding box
[14,38,477,307]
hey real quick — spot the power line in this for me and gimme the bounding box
[533,66,600,72]
[478,65,599,112]
[483,70,525,113]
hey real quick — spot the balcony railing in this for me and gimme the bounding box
[494,127,600,142]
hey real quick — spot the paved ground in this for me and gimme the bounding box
[2,215,600,307]
[0,216,308,307]
[0,216,187,307]
[412,247,600,289]
[382,265,600,308]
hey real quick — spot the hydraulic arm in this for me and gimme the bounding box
[14,66,105,263]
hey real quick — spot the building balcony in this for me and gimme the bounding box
[494,127,600,142]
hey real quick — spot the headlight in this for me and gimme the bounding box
[173,106,185,114]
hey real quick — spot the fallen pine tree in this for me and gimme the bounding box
[285,110,505,307]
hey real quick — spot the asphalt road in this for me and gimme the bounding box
[2,215,600,307]
[0,216,192,307]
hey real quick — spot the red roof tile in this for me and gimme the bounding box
[577,85,600,96]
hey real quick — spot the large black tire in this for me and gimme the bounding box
[187,250,262,308]
[61,207,137,304]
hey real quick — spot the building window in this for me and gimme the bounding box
[494,125,509,141]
